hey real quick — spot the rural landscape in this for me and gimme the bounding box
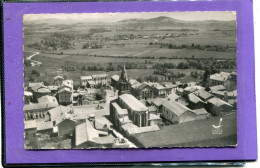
[23,12,237,149]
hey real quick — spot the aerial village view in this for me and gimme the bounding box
[23,12,237,149]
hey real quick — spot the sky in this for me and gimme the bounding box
[24,11,236,22]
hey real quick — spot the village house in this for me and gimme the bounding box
[187,93,206,110]
[24,95,59,120]
[162,100,209,124]
[152,83,167,98]
[209,72,237,91]
[131,83,154,100]
[92,74,108,86]
[57,86,73,105]
[206,97,233,115]
[80,76,93,87]
[80,74,108,88]
[47,105,77,137]
[75,120,128,148]
[150,98,166,115]
[183,86,198,97]
[47,85,59,95]
[54,75,64,86]
[111,75,120,89]
[160,82,176,95]
[29,82,51,101]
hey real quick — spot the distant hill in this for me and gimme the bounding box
[117,16,236,29]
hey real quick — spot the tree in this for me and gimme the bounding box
[96,88,107,100]
[137,77,143,83]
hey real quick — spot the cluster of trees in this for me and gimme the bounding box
[28,33,74,51]
[95,87,107,100]
[153,42,236,52]
[82,42,103,49]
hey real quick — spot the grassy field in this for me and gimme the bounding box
[44,47,236,60]
[132,112,237,148]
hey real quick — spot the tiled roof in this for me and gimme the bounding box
[188,93,204,104]
[75,120,99,146]
[194,90,213,100]
[48,105,76,125]
[163,100,192,116]
[207,97,232,107]
[119,94,148,112]
[151,98,166,107]
[24,96,58,111]
[168,93,180,101]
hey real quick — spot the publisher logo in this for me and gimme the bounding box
[212,118,223,135]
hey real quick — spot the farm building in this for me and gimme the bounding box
[162,100,207,124]
[194,90,214,102]
[187,93,206,110]
[206,97,233,115]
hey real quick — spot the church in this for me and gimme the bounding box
[118,65,131,95]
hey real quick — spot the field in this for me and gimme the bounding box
[132,112,237,148]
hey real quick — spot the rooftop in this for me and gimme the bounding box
[209,85,226,91]
[92,74,108,78]
[194,90,214,100]
[163,100,192,116]
[80,76,92,80]
[119,94,148,112]
[167,93,180,101]
[111,102,128,115]
[207,97,232,107]
[36,121,53,131]
[151,98,166,107]
[111,75,120,81]
[148,106,157,112]
[188,93,205,104]
[75,120,99,146]
[24,120,37,130]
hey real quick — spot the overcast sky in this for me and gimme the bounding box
[24,11,236,22]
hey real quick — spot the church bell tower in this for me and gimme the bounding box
[118,65,131,95]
